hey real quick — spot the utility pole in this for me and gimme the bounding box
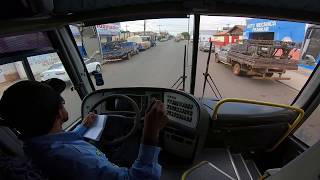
[158,24,162,33]
[144,20,146,35]
[124,24,129,40]
[124,24,129,39]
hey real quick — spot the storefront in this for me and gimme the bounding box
[70,23,121,44]
[243,18,307,62]
[96,23,121,43]
[211,25,244,47]
[243,18,306,43]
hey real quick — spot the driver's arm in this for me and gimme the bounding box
[117,100,168,179]
[72,113,96,136]
[104,100,167,180]
[59,100,167,180]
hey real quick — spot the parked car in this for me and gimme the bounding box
[120,42,140,55]
[199,42,215,52]
[127,35,151,50]
[214,44,232,63]
[102,41,131,61]
[150,39,157,47]
[174,36,182,42]
[40,59,101,82]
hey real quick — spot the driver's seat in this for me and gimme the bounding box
[0,126,48,179]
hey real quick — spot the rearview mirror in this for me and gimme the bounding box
[93,71,104,86]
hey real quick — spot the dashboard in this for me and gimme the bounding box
[82,87,209,160]
[164,92,199,129]
[82,88,200,130]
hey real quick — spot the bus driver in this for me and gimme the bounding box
[0,78,168,180]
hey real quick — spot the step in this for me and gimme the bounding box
[196,148,238,179]
[231,154,253,180]
[245,160,262,180]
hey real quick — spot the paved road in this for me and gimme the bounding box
[95,40,192,89]
[194,51,299,104]
[95,40,298,104]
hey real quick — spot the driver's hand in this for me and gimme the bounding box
[142,100,168,146]
[82,112,97,128]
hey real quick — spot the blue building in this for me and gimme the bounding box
[243,18,306,44]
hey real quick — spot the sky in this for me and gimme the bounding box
[120,16,247,35]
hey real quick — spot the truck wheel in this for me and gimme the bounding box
[126,53,131,60]
[232,63,241,76]
[95,65,102,73]
[215,54,220,63]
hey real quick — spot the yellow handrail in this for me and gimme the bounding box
[212,98,304,152]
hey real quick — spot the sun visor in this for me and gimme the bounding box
[0,0,54,21]
[51,0,179,14]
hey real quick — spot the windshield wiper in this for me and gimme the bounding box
[201,42,222,100]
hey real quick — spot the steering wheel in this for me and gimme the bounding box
[87,94,141,146]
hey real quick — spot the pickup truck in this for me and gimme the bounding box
[215,40,298,80]
[102,41,131,62]
[120,42,140,55]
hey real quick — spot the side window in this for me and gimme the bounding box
[0,62,27,98]
[27,53,82,128]
[295,105,320,146]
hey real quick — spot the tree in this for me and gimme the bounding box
[181,32,190,40]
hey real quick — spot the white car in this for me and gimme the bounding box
[41,59,102,82]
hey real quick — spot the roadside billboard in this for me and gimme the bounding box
[70,23,121,36]
[243,19,306,43]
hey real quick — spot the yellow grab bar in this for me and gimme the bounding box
[212,98,304,152]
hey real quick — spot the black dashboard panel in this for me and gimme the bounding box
[201,98,298,125]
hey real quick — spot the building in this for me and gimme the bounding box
[243,18,306,60]
[243,18,306,43]
[199,30,218,42]
[112,31,135,41]
[71,23,121,44]
[211,25,244,47]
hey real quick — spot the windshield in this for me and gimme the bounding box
[141,36,150,41]
[71,18,193,92]
[72,17,319,103]
[71,16,320,145]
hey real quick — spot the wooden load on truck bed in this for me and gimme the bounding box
[227,40,298,80]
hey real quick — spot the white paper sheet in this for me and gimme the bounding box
[83,115,107,141]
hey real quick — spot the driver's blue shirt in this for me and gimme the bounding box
[24,124,161,180]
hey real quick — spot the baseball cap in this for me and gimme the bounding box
[0,78,66,138]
